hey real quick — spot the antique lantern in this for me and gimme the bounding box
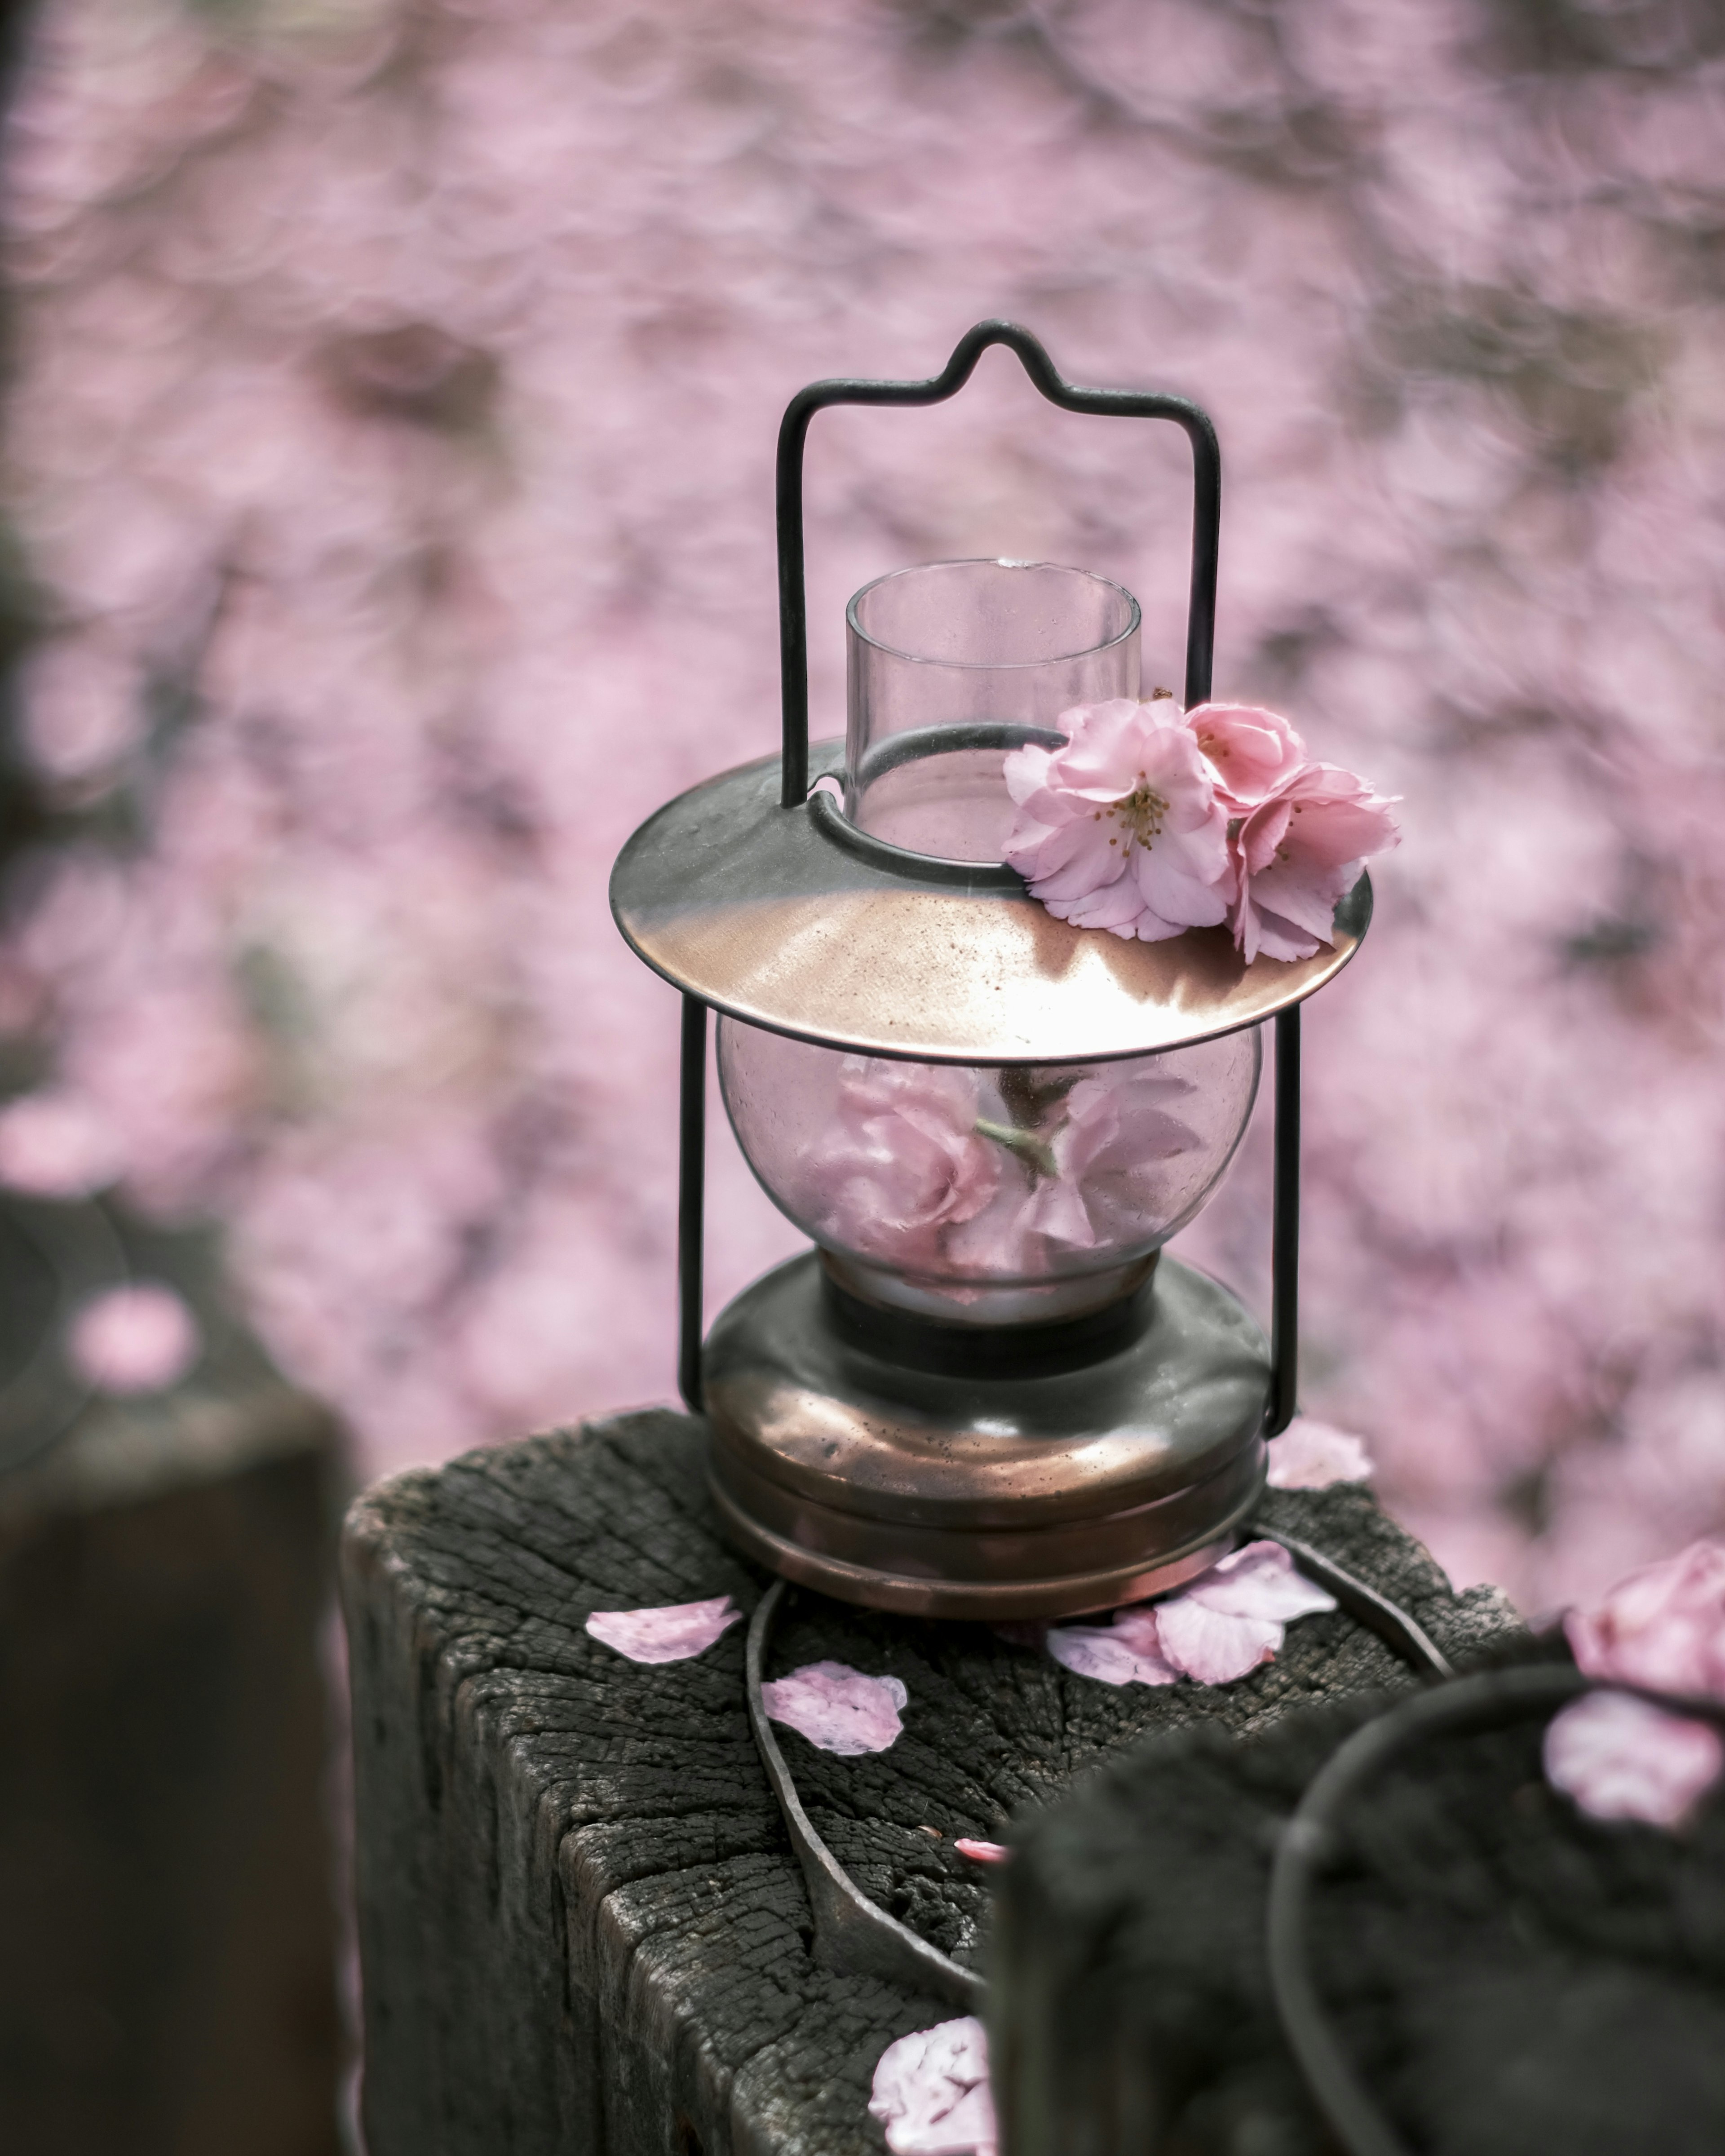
[610,323,1370,1620]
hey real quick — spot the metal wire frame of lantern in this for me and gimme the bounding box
[610,320,1374,1623]
[741,1552,1455,2014]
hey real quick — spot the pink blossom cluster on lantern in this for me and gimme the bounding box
[1003,697,1398,959]
[0,0,1722,1613]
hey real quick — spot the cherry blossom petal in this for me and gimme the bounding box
[761,1660,908,1755]
[1052,1547,1336,1689]
[955,1838,1009,1864]
[1046,1620,1179,1687]
[1108,1605,1177,1666]
[1014,811,1133,905]
[1184,1540,1339,1623]
[869,2017,997,2156]
[1017,1170,1098,1248]
[1145,1541,1338,1682]
[1267,1417,1375,1489]
[1544,1690,1725,1828]
[1189,701,1308,808]
[584,1595,743,1665]
[66,1283,202,1394]
[1565,1539,1725,1700]
[1154,1598,1283,1684]
[802,1059,999,1271]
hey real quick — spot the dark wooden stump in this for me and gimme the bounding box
[343,1410,1521,2156]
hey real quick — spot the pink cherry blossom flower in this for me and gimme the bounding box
[1565,1539,1725,1698]
[583,1595,742,1665]
[1266,1416,1376,1489]
[760,1660,908,1755]
[869,2017,996,2156]
[954,1838,1009,1864]
[66,1282,201,1394]
[1228,763,1401,964]
[1049,1541,1336,1687]
[1006,1068,1196,1253]
[804,1059,999,1271]
[1002,699,1233,942]
[1544,1691,1724,1829]
[1188,701,1309,809]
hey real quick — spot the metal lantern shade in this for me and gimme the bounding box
[610,322,1371,1618]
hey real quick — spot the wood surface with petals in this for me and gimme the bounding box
[343,1408,1521,2155]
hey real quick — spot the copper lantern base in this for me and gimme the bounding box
[703,1251,1270,1620]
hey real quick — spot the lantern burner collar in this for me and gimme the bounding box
[703,1247,1269,1620]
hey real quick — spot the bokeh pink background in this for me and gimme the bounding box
[3,0,1723,1615]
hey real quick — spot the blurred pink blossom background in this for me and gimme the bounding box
[2,0,1723,1615]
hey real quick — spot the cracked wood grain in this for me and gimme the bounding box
[343,1410,1522,2156]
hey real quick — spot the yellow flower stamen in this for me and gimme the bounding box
[1106,776,1170,852]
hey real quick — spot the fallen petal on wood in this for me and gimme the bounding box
[583,1595,742,1665]
[1184,1540,1339,1623]
[761,1660,908,1754]
[1046,1620,1178,1687]
[870,2015,997,2156]
[1544,1690,1725,1828]
[1154,1540,1336,1682]
[1108,1608,1169,1661]
[1052,1541,1337,1688]
[1266,1417,1374,1489]
[1154,1597,1283,1684]
[954,1838,1009,1864]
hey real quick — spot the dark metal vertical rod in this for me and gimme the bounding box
[677,995,708,1413]
[1180,414,1221,710]
[1269,1005,1301,1436]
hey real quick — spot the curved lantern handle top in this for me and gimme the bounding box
[774,319,1222,809]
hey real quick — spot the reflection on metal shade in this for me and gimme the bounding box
[610,743,1372,1063]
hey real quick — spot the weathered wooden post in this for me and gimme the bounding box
[0,1199,345,2156]
[343,1410,1520,2155]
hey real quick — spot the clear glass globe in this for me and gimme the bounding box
[717,1018,1261,1323]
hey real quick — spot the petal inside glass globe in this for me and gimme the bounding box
[717,1018,1261,1321]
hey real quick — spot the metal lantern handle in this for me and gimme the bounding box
[774,317,1220,809]
[680,323,1300,1439]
